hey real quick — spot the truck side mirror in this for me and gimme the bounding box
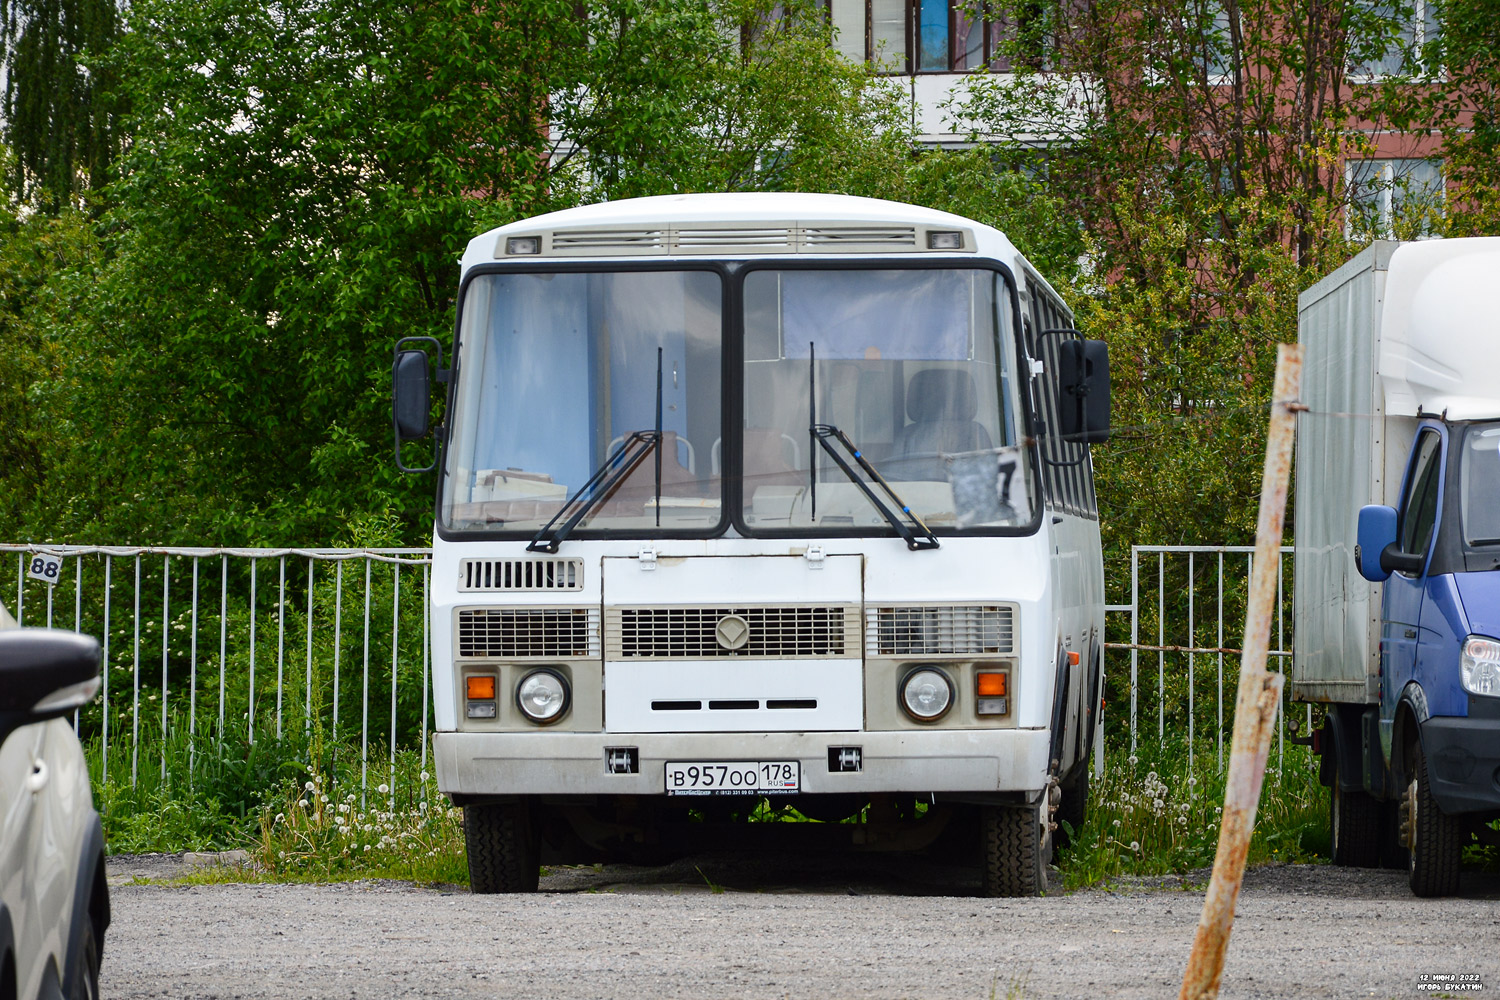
[1057,339,1111,444]
[1356,504,1397,582]
[0,629,102,743]
[392,337,446,474]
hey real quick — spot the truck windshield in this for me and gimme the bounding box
[741,267,1030,532]
[442,270,724,534]
[1462,422,1500,545]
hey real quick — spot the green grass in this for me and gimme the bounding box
[1057,742,1329,889]
[96,724,1339,890]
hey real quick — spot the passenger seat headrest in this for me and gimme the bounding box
[906,369,979,423]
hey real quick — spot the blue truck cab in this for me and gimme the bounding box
[1294,238,1500,896]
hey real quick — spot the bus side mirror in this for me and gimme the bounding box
[1057,339,1111,444]
[1356,504,1397,582]
[392,337,446,474]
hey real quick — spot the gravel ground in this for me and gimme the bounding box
[101,854,1500,999]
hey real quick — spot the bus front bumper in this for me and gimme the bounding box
[433,729,1052,798]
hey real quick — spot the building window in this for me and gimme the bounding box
[1345,158,1444,239]
[863,0,1029,74]
[1347,0,1440,79]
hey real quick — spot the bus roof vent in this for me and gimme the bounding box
[457,608,601,659]
[868,605,1015,657]
[673,227,795,252]
[459,558,583,592]
[547,229,667,254]
[803,225,919,249]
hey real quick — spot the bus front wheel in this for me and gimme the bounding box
[979,802,1049,897]
[465,801,541,894]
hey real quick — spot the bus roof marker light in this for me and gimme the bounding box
[505,236,542,255]
[927,231,964,250]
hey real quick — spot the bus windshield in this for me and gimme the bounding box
[441,265,1032,536]
[741,267,1029,532]
[442,270,725,534]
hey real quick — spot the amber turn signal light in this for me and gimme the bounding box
[467,675,497,700]
[976,672,1007,697]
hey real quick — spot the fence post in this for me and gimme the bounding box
[1180,343,1302,1000]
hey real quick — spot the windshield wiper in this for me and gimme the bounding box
[526,431,660,553]
[807,343,938,551]
[529,348,665,553]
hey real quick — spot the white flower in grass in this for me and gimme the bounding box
[420,771,429,782]
[1129,841,1140,852]
[338,804,349,814]
[363,844,371,851]
[275,813,285,824]
[378,784,389,794]
[320,794,329,803]
[304,781,316,792]
[1112,819,1121,828]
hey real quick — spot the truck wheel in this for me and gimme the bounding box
[1329,740,1380,868]
[979,802,1049,897]
[464,802,540,894]
[1405,744,1462,897]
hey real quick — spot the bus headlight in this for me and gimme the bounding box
[900,667,954,722]
[1461,636,1500,697]
[516,669,570,724]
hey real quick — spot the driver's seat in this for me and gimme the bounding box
[890,369,993,480]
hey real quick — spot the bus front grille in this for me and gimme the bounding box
[607,605,858,659]
[867,605,1016,657]
[457,608,601,659]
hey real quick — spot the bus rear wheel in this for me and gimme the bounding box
[979,802,1049,897]
[465,801,540,894]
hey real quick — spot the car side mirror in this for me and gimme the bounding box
[1057,338,1111,444]
[392,337,446,474]
[1380,542,1426,577]
[0,629,102,721]
[1356,504,1398,582]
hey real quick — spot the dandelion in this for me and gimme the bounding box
[1128,755,1138,766]
[275,813,285,824]
[1146,771,1157,783]
[1112,819,1122,828]
[1129,841,1140,852]
[420,771,429,782]
[1187,776,1198,787]
[378,784,389,795]
[320,794,329,803]
[363,844,371,851]
[305,781,315,792]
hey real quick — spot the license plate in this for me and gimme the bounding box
[664,760,800,796]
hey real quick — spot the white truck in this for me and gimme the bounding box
[1294,237,1500,896]
[393,193,1111,895]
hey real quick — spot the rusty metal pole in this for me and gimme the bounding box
[1180,343,1303,1000]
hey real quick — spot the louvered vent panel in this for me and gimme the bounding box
[457,608,600,659]
[459,558,583,592]
[868,605,1015,656]
[803,226,918,247]
[673,228,794,251]
[549,229,666,253]
[608,606,857,659]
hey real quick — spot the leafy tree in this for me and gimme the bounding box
[0,0,122,208]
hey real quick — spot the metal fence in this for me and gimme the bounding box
[1103,544,1305,773]
[3,544,432,802]
[6,541,1306,792]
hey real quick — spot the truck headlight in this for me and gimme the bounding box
[1460,636,1500,697]
[516,669,570,724]
[900,667,954,722]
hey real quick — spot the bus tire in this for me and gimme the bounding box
[980,803,1048,897]
[1055,767,1088,849]
[465,802,540,894]
[1405,744,1462,897]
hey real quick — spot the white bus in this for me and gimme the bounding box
[393,193,1110,896]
